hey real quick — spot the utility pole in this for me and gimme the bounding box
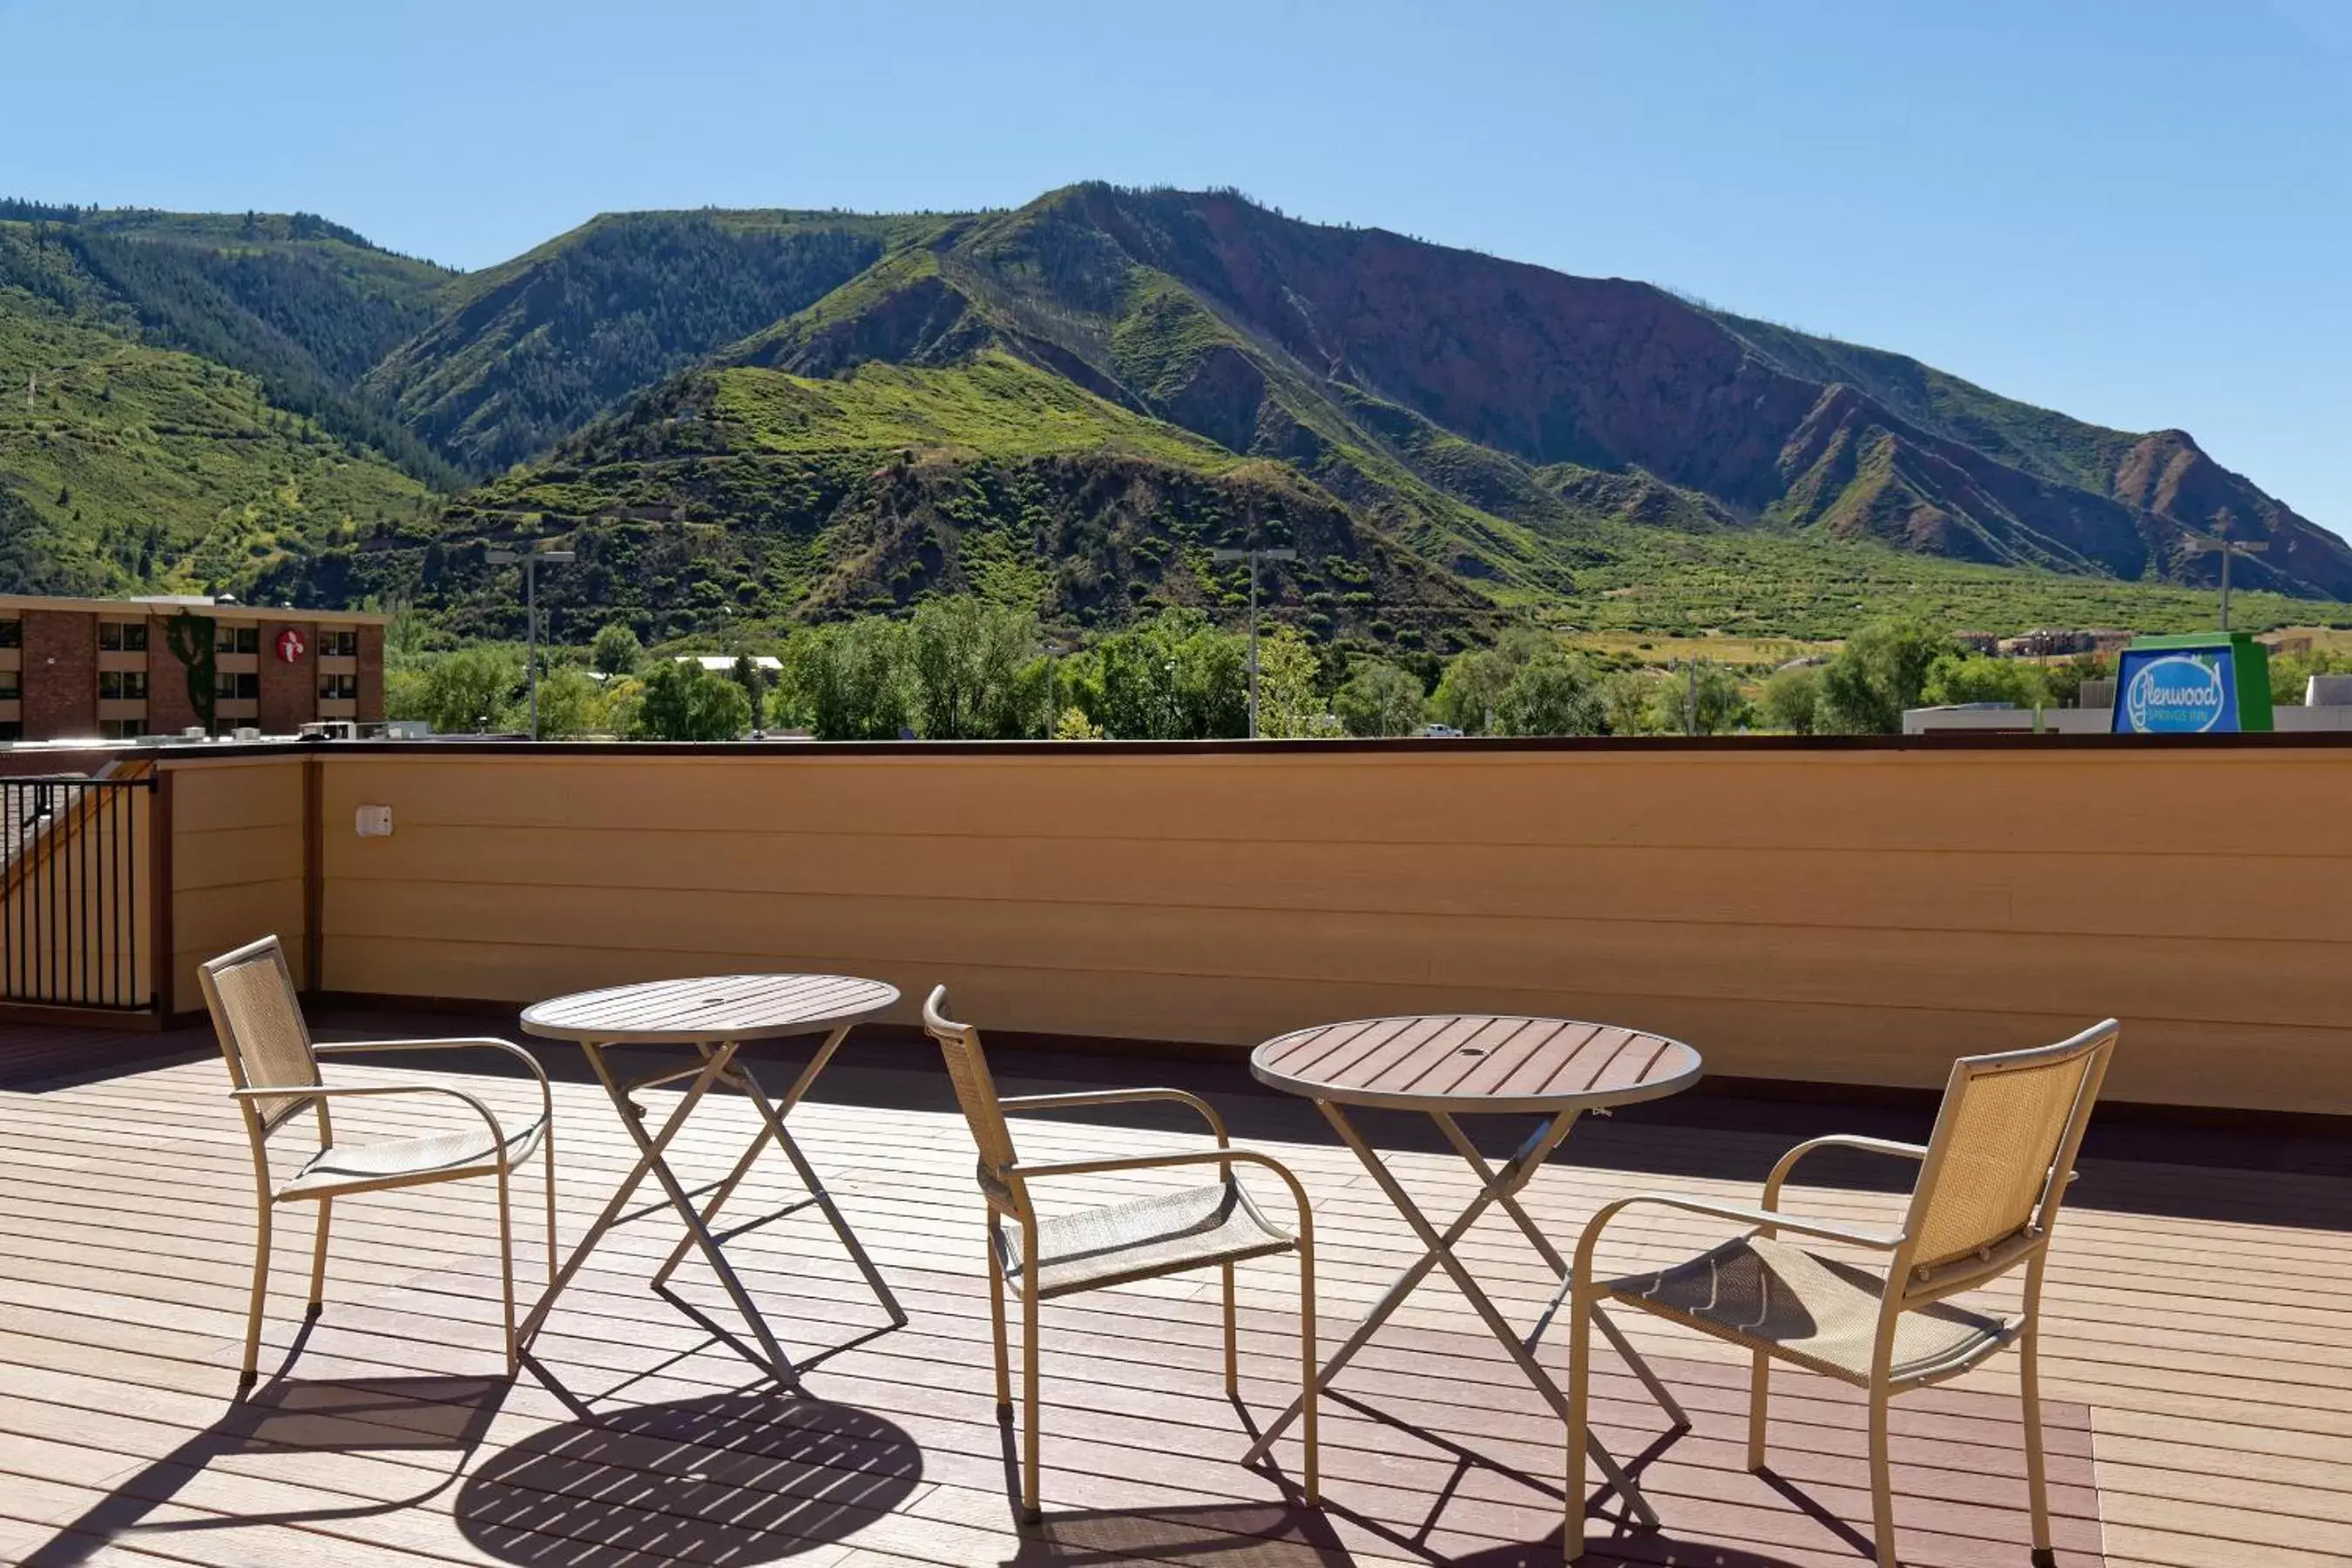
[2178,512,2268,633]
[1211,544,1298,738]
[487,547,576,740]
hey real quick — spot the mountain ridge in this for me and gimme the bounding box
[3,184,2347,643]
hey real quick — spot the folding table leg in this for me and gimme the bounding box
[643,1029,907,1332]
[726,1049,909,1328]
[582,1040,800,1382]
[1241,1109,1578,1459]
[1434,1112,1690,1429]
[1322,1103,1659,1527]
[646,1031,840,1290]
[517,1041,733,1348]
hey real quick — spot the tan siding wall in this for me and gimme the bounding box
[311,746,2352,1113]
[168,757,305,1010]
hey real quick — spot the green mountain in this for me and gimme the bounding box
[410,350,1489,644]
[0,203,460,488]
[0,285,432,595]
[362,209,945,476]
[3,186,2347,645]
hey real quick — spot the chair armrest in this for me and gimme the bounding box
[997,1087,1228,1144]
[314,1037,547,1080]
[1762,1135,1929,1210]
[312,1037,551,1124]
[231,1081,510,1153]
[1571,1193,1903,1284]
[1008,1146,1312,1243]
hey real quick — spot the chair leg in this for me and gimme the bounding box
[985,1236,1011,1417]
[307,1197,332,1318]
[2021,1312,2055,1568]
[1021,1267,1042,1524]
[543,1124,558,1288]
[238,1197,274,1400]
[1747,1350,1769,1470]
[1868,1381,1898,1568]
[1564,1284,1591,1561]
[1221,1260,1239,1397]
[1297,1241,1318,1506]
[497,1167,518,1376]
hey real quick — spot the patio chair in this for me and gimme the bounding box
[199,935,556,1396]
[1565,1018,2118,1567]
[921,985,1318,1522]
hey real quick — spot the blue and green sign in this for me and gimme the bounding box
[2112,632,2273,734]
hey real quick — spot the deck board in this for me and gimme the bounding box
[0,1019,2346,1567]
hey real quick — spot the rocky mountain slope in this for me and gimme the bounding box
[3,186,2346,642]
[712,186,2352,598]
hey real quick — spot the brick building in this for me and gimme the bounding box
[0,595,385,742]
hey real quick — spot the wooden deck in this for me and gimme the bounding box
[0,1017,2345,1568]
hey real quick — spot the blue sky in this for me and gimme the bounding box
[5,0,2347,537]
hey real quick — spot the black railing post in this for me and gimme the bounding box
[0,774,161,1012]
[151,770,172,1017]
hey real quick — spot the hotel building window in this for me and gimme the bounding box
[98,670,148,701]
[0,672,17,700]
[215,624,260,655]
[98,621,149,652]
[321,629,359,659]
[320,672,358,702]
[0,618,20,648]
[98,718,145,740]
[225,672,260,701]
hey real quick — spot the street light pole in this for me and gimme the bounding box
[1211,544,1297,738]
[487,547,575,740]
[2177,513,2268,633]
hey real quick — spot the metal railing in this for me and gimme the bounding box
[2,775,156,1010]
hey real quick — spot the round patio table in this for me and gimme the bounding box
[1242,1014,1703,1524]
[516,974,908,1382]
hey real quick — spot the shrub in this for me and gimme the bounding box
[1334,659,1428,737]
[1818,618,1957,734]
[588,622,643,678]
[1761,665,1823,734]
[635,660,753,741]
[1495,651,1604,736]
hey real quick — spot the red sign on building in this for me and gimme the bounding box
[275,628,307,663]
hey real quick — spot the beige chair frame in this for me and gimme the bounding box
[923,986,1318,1522]
[1565,1019,2118,1567]
[198,936,557,1396]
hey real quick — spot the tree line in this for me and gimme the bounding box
[388,601,2345,742]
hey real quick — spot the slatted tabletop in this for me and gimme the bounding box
[1251,1013,1702,1112]
[518,973,899,1044]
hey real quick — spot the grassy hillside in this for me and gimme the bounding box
[363,210,950,474]
[0,213,461,487]
[1559,527,2322,641]
[260,352,1485,644]
[0,294,433,594]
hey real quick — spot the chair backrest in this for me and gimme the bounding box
[1899,1018,2118,1292]
[198,936,321,1137]
[921,985,1024,1213]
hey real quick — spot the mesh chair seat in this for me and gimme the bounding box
[1000,1179,1294,1299]
[1602,1233,2015,1386]
[280,1114,548,1200]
